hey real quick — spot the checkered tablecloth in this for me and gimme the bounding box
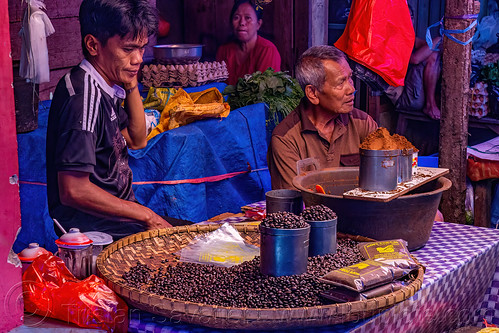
[129,218,499,333]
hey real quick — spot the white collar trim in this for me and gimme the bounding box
[79,59,126,99]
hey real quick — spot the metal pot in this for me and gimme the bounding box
[55,228,93,279]
[153,44,203,64]
[292,167,452,251]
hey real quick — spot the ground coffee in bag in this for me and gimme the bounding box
[357,239,418,270]
[320,280,406,303]
[319,259,406,292]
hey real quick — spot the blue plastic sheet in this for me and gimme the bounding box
[129,102,271,222]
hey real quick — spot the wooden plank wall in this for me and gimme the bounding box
[178,0,317,77]
[9,0,83,101]
[9,0,156,101]
[408,0,445,38]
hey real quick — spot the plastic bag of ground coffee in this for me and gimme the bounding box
[320,280,407,303]
[357,239,418,270]
[319,259,406,292]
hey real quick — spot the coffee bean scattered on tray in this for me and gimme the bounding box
[260,211,308,229]
[122,263,153,289]
[121,238,364,308]
[301,204,337,221]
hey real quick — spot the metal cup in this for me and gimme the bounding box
[259,224,310,276]
[55,228,94,279]
[306,218,337,257]
[359,148,400,191]
[398,148,414,183]
[265,189,303,215]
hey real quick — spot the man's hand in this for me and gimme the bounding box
[121,76,147,150]
[143,207,173,229]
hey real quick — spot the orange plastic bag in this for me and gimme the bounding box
[23,253,128,332]
[335,0,415,87]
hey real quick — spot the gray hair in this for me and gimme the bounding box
[295,45,347,92]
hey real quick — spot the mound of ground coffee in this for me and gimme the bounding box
[360,127,418,152]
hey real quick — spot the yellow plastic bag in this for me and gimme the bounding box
[147,87,230,140]
[142,87,176,110]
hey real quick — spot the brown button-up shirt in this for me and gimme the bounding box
[267,100,378,189]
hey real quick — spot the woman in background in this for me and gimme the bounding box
[216,0,281,85]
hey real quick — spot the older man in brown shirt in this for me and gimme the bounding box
[268,45,378,189]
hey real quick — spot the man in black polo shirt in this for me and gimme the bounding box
[46,0,173,239]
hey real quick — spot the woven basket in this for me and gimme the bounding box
[97,224,424,330]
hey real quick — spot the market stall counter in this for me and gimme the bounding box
[125,215,499,333]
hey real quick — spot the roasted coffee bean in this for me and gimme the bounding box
[260,212,308,229]
[301,204,337,221]
[122,238,364,308]
[122,263,153,288]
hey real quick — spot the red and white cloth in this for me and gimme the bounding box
[467,136,499,181]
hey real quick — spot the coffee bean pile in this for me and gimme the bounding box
[301,204,337,222]
[260,211,308,229]
[307,238,363,276]
[122,263,153,288]
[122,238,364,308]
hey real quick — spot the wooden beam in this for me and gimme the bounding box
[474,180,492,228]
[293,0,309,76]
[309,0,328,46]
[272,0,293,73]
[439,0,480,223]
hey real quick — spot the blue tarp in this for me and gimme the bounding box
[14,84,271,253]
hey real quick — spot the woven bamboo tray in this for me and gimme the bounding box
[97,224,424,330]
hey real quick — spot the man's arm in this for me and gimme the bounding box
[58,170,172,229]
[121,78,147,150]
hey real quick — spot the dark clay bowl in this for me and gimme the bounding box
[292,167,452,251]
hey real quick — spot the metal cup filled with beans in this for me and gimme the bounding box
[301,205,338,257]
[259,211,310,276]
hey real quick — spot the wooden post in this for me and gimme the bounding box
[439,0,480,223]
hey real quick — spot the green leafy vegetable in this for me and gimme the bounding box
[481,61,499,87]
[223,68,304,124]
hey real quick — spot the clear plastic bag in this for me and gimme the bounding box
[178,223,259,267]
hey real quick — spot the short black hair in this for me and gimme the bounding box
[79,0,158,58]
[230,0,263,21]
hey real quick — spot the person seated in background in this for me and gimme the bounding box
[216,0,281,86]
[267,45,378,189]
[46,0,174,240]
[386,5,442,120]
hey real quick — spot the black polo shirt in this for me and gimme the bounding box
[46,60,144,239]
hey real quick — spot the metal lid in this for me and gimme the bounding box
[83,231,113,246]
[55,228,93,249]
[18,243,50,262]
